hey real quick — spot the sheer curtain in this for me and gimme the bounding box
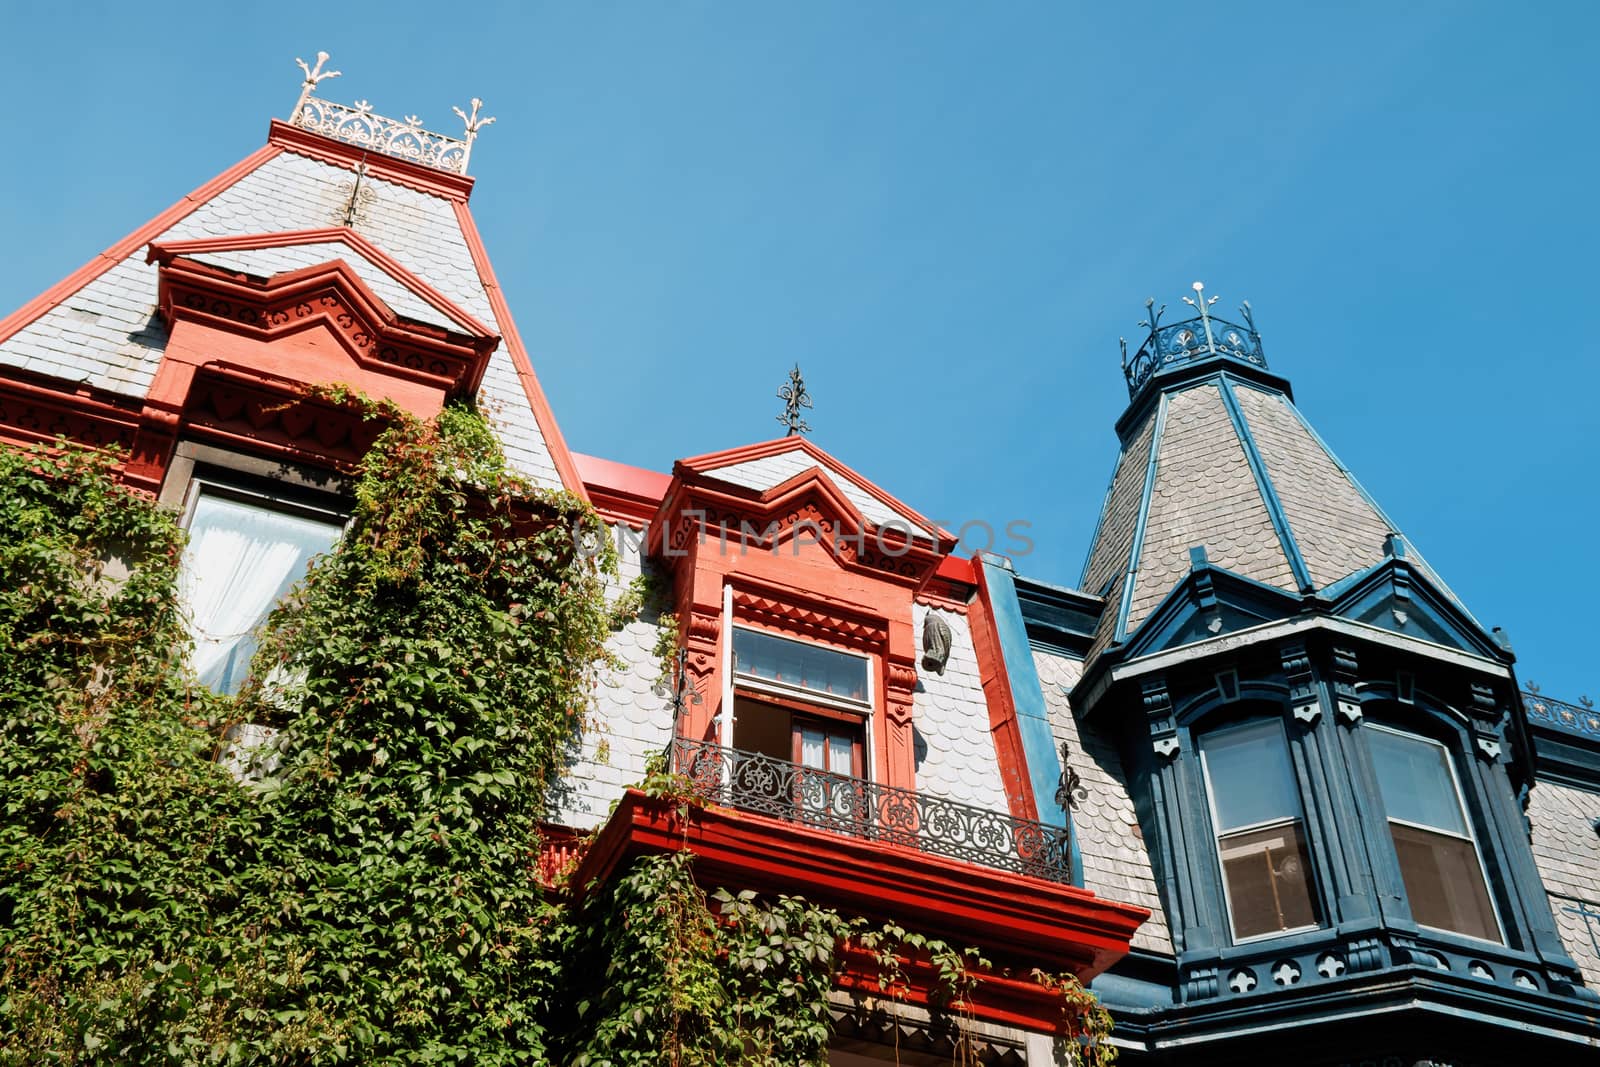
[178,492,342,694]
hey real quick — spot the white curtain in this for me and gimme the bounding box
[178,493,341,694]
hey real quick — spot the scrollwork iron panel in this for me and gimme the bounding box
[1124,312,1266,397]
[292,98,471,174]
[671,738,1073,883]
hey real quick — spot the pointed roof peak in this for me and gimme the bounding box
[1081,306,1484,669]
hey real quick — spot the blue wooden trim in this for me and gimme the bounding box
[1077,468,1121,589]
[1114,391,1169,643]
[1216,373,1314,593]
[978,556,1072,843]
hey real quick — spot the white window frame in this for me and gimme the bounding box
[729,624,875,715]
[1198,717,1322,945]
[1366,722,1506,946]
[176,477,348,697]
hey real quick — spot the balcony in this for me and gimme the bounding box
[669,737,1073,884]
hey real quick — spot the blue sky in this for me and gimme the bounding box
[2,2,1595,703]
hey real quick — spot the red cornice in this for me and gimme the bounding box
[573,451,671,527]
[568,790,1147,1030]
[450,199,590,502]
[0,143,284,350]
[676,435,953,545]
[148,227,497,338]
[647,467,948,589]
[180,364,388,472]
[0,372,143,464]
[267,119,476,202]
[832,942,1074,1034]
[152,255,494,398]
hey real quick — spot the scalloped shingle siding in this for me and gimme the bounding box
[544,529,673,828]
[911,605,1011,814]
[1034,648,1172,954]
[1080,411,1159,662]
[1527,780,1600,989]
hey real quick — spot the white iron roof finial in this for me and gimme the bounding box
[293,51,342,119]
[1182,280,1221,354]
[452,98,497,174]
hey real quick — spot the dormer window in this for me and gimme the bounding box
[727,626,873,796]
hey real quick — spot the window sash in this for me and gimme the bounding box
[1199,718,1304,832]
[1367,723,1503,944]
[1199,718,1321,942]
[731,626,872,708]
[1215,818,1320,942]
[1367,724,1472,836]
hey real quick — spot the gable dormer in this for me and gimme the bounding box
[647,435,957,792]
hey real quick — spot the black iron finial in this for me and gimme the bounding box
[776,364,812,437]
[1055,741,1088,814]
[1122,284,1267,399]
[652,646,703,724]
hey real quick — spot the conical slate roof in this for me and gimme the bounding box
[1080,313,1464,663]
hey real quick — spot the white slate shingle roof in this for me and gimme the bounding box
[0,145,564,489]
[702,446,935,539]
[186,241,459,332]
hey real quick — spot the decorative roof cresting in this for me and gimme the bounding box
[1120,281,1266,398]
[289,51,495,175]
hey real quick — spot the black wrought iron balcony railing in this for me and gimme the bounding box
[668,737,1074,885]
[1122,284,1266,398]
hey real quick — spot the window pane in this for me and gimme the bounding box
[1218,821,1318,939]
[1390,822,1500,942]
[799,725,826,769]
[1368,729,1468,835]
[179,492,342,695]
[828,734,853,776]
[732,628,869,703]
[1201,720,1301,831]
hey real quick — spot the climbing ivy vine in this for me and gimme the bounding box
[0,407,1113,1065]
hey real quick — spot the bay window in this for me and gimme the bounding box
[1199,718,1320,941]
[1367,724,1501,943]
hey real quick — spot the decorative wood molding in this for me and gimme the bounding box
[151,253,496,398]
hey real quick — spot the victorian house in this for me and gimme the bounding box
[2,59,1597,1065]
